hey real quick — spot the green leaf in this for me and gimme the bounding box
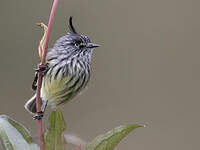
[44,109,66,150]
[85,124,144,150]
[0,115,39,150]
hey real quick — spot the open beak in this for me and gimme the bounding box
[87,43,100,48]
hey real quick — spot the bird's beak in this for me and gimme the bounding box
[87,43,100,48]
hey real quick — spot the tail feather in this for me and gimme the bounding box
[24,95,46,114]
[24,95,37,114]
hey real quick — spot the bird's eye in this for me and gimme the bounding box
[75,43,79,47]
[74,40,85,49]
[74,40,82,48]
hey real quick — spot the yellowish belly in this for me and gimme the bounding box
[41,75,72,107]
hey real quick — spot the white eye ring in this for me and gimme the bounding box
[75,43,79,48]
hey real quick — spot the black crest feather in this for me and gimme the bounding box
[69,16,77,34]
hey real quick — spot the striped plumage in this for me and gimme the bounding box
[25,17,99,114]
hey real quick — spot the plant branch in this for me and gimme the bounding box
[35,0,59,150]
[41,0,59,64]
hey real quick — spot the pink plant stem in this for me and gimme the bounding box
[41,0,59,64]
[35,0,59,150]
[36,70,45,150]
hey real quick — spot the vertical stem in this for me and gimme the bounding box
[41,0,59,64]
[36,70,45,150]
[35,0,59,150]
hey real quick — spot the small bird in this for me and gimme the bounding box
[24,17,100,118]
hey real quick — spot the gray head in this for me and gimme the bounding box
[53,17,100,56]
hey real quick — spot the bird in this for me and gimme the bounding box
[24,17,100,119]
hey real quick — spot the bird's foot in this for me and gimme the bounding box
[32,63,49,90]
[33,111,44,120]
[35,63,49,74]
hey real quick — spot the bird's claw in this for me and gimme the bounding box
[35,64,48,74]
[32,63,49,91]
[33,112,44,120]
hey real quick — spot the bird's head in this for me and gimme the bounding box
[53,17,100,54]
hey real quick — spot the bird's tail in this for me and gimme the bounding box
[24,95,47,114]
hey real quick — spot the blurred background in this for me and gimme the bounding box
[0,0,200,149]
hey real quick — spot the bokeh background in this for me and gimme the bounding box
[0,0,200,149]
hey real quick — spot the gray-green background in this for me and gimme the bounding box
[0,0,200,149]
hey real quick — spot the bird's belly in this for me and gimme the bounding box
[41,73,87,107]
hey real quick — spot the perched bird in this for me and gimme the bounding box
[24,17,100,118]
